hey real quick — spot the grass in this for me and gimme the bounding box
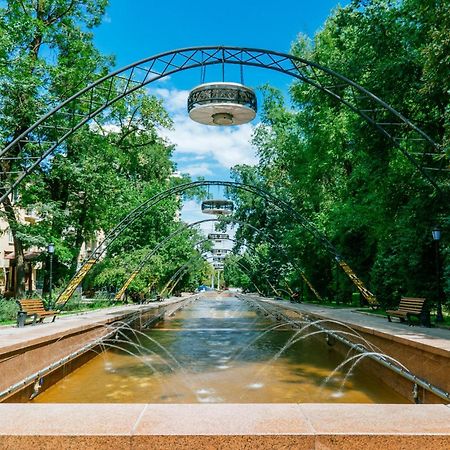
[355,307,388,316]
[305,299,359,309]
[57,296,127,317]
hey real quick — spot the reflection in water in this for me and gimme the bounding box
[34,296,408,404]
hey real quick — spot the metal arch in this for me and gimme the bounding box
[0,46,446,199]
[116,218,320,303]
[166,253,267,298]
[170,256,267,298]
[185,236,300,297]
[160,254,204,296]
[194,234,321,300]
[55,180,374,307]
[115,221,284,300]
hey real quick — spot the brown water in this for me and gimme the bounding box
[34,296,408,404]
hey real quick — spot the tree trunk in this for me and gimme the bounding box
[1,196,25,297]
[70,202,88,276]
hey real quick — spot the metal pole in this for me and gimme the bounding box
[49,254,53,308]
[435,239,444,322]
[47,243,55,308]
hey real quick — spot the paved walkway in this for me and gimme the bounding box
[249,297,450,356]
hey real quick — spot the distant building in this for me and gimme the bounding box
[0,205,106,297]
[0,207,42,296]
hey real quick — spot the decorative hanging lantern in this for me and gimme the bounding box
[208,233,229,241]
[212,248,230,256]
[188,82,257,126]
[201,200,234,215]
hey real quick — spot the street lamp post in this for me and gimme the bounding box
[432,227,444,323]
[48,243,55,308]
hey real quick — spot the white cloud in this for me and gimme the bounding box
[167,115,258,168]
[89,122,121,135]
[179,162,213,176]
[154,88,190,113]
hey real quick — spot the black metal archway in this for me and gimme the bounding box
[115,223,321,302]
[164,238,304,299]
[55,180,369,307]
[162,253,269,298]
[1,46,446,201]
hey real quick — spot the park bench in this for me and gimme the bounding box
[16,299,58,328]
[386,297,430,327]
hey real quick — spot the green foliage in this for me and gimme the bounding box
[0,299,19,322]
[0,1,203,300]
[61,296,118,313]
[85,227,211,299]
[228,0,449,311]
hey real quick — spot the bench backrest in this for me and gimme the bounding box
[398,297,426,313]
[18,299,47,314]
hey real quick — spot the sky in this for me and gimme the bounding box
[93,0,348,230]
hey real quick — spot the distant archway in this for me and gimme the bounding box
[55,181,373,307]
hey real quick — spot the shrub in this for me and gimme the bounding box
[0,299,19,322]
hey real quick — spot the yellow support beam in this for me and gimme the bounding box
[55,259,97,306]
[300,272,323,302]
[114,270,140,301]
[338,260,379,306]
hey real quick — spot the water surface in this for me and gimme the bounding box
[34,295,408,403]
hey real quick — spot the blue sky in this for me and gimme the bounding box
[94,1,347,70]
[93,0,348,227]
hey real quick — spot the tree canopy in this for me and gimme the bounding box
[225,0,449,310]
[0,0,208,299]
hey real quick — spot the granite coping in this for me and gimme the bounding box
[0,404,449,436]
[0,295,197,357]
[253,297,450,358]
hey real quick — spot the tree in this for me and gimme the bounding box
[229,0,449,310]
[0,0,109,295]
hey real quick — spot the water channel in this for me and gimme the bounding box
[34,295,408,404]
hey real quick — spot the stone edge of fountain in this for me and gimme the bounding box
[0,403,449,449]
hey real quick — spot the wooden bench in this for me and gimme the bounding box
[16,299,58,328]
[386,297,430,327]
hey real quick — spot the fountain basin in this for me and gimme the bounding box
[243,295,450,404]
[0,295,198,402]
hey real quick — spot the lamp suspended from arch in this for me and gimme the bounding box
[201,199,234,215]
[188,82,257,126]
[208,233,229,241]
[212,248,230,256]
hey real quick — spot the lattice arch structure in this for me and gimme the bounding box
[114,219,321,302]
[0,46,447,200]
[54,180,373,308]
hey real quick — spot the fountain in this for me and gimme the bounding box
[21,293,433,405]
